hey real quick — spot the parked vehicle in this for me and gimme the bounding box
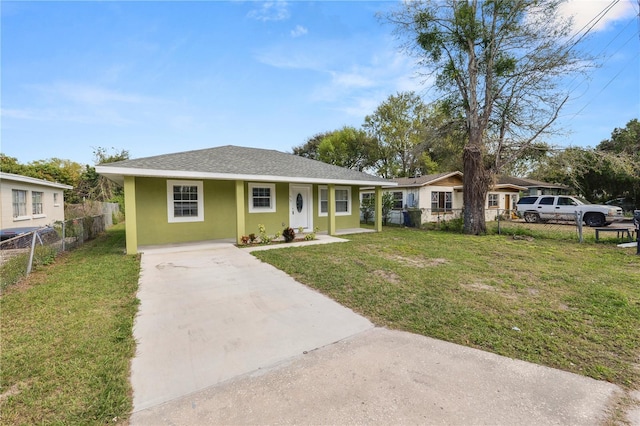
[0,226,58,243]
[605,197,637,213]
[516,195,624,227]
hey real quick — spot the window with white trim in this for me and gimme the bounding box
[392,191,403,210]
[319,186,351,216]
[32,191,44,215]
[167,180,204,223]
[248,183,276,213]
[53,193,60,206]
[488,194,499,208]
[431,191,452,212]
[12,190,27,218]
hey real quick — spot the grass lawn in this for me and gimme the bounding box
[1,224,140,425]
[254,227,640,389]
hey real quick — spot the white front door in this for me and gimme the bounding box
[289,185,312,231]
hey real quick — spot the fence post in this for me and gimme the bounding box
[576,211,583,243]
[26,231,38,275]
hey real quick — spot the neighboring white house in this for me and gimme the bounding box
[361,172,527,226]
[0,172,73,231]
[497,176,571,196]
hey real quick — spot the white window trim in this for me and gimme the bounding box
[32,191,44,216]
[12,189,29,220]
[488,193,499,208]
[248,183,276,213]
[318,186,351,217]
[167,179,204,223]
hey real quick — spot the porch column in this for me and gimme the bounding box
[123,176,138,255]
[375,186,382,232]
[235,180,245,244]
[328,184,336,236]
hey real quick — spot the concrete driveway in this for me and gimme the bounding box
[129,241,627,425]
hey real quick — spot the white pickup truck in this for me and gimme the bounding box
[516,195,625,227]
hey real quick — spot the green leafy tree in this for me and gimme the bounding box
[596,119,639,206]
[381,192,395,225]
[317,126,377,172]
[360,195,376,224]
[291,132,333,160]
[83,147,129,204]
[0,154,28,175]
[364,91,430,178]
[530,120,639,207]
[387,0,586,234]
[414,100,467,173]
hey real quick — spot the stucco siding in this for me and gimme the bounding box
[312,185,360,231]
[135,177,237,246]
[0,179,67,229]
[244,182,290,236]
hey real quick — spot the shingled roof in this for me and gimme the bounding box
[391,171,463,187]
[96,145,393,186]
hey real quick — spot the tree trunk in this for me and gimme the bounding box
[463,143,488,235]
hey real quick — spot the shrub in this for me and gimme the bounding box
[249,233,257,243]
[282,227,296,243]
[361,195,375,224]
[258,224,271,244]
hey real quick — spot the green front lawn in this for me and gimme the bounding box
[254,227,640,388]
[1,224,140,425]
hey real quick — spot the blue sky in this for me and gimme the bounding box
[1,1,638,167]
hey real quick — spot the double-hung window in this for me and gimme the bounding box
[319,186,351,216]
[431,191,452,212]
[167,180,204,223]
[488,194,499,208]
[392,192,403,210]
[248,183,276,213]
[32,191,44,215]
[12,190,27,218]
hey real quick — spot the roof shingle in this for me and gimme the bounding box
[97,145,391,185]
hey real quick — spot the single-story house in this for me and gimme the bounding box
[96,145,395,254]
[361,172,527,225]
[498,176,571,196]
[0,172,73,233]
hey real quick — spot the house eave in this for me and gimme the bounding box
[0,172,74,190]
[96,166,396,187]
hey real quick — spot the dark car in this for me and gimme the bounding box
[605,197,637,213]
[0,226,58,243]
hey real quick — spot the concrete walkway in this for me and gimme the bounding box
[129,241,625,425]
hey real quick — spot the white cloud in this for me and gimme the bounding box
[290,24,308,38]
[559,0,636,32]
[247,1,290,22]
[0,106,133,125]
[32,82,152,106]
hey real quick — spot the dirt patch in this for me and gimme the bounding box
[463,282,497,292]
[381,253,448,268]
[373,269,400,284]
[460,281,519,300]
[0,380,33,403]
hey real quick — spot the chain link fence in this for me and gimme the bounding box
[384,207,636,244]
[1,203,120,290]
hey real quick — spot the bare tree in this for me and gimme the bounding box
[386,0,588,234]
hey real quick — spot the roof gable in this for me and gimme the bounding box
[497,176,569,189]
[391,171,463,188]
[96,145,393,186]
